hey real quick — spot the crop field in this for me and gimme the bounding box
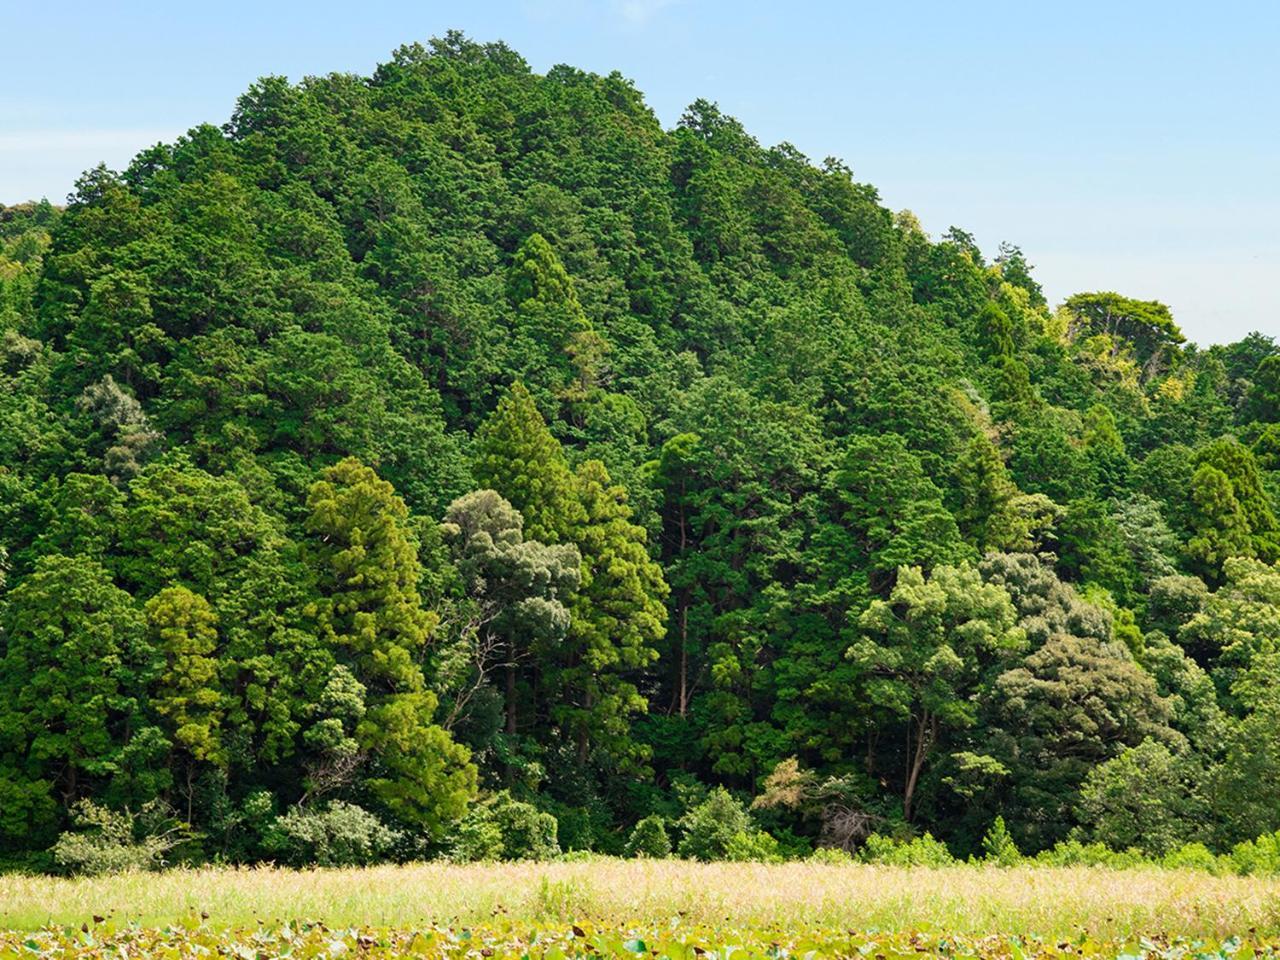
[5,919,1279,960]
[5,860,1280,959]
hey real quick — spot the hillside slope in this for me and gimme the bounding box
[2,32,1279,867]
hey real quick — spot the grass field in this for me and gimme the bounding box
[4,859,1280,940]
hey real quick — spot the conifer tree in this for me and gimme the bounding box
[955,433,1021,551]
[557,459,668,768]
[507,233,594,397]
[822,433,972,598]
[1186,463,1254,578]
[305,457,476,833]
[1192,437,1280,561]
[146,586,224,767]
[1082,404,1130,497]
[306,457,435,691]
[473,383,586,545]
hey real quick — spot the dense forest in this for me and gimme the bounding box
[3,32,1280,871]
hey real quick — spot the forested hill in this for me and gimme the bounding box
[3,31,1280,870]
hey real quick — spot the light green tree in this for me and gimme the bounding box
[851,563,1025,821]
[146,586,225,769]
[473,382,585,545]
[305,457,476,834]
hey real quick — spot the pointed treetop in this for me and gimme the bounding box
[473,382,586,544]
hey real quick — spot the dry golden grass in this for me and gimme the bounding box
[4,858,1280,937]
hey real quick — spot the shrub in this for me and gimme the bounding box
[492,793,559,860]
[1034,839,1145,869]
[450,808,504,862]
[1163,842,1222,873]
[980,816,1021,866]
[808,845,855,864]
[724,829,783,862]
[556,849,604,862]
[265,802,401,867]
[1229,831,1280,875]
[676,787,754,861]
[50,800,191,876]
[450,792,560,862]
[860,832,956,867]
[625,815,671,858]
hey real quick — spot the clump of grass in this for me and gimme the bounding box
[3,859,1279,938]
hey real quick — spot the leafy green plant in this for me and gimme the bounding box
[859,832,956,867]
[807,845,854,864]
[50,800,193,876]
[724,830,783,863]
[1033,839,1145,869]
[1229,831,1280,875]
[980,816,1021,866]
[264,802,401,867]
[1162,842,1223,873]
[677,787,754,861]
[625,815,671,858]
[449,792,560,862]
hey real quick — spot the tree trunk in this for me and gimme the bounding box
[903,713,937,823]
[678,604,689,717]
[505,662,517,735]
[576,688,593,765]
[504,661,518,787]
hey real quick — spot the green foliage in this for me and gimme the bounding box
[1187,464,1254,577]
[558,459,667,770]
[305,458,477,835]
[450,792,561,862]
[50,799,192,876]
[1162,842,1222,873]
[146,587,224,766]
[1074,739,1206,856]
[625,815,671,859]
[860,832,957,867]
[2,31,1280,869]
[980,816,1021,866]
[1033,839,1146,869]
[0,554,147,843]
[473,384,584,545]
[822,433,972,598]
[807,845,855,864]
[985,623,1181,849]
[440,488,579,759]
[676,787,756,862]
[265,802,402,867]
[851,563,1024,820]
[954,434,1024,551]
[724,829,783,863]
[1063,292,1184,375]
[305,457,436,692]
[1228,830,1280,875]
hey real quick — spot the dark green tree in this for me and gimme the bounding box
[0,555,148,842]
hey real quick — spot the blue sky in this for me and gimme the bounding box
[3,1,1277,345]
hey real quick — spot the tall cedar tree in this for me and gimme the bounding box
[305,457,477,834]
